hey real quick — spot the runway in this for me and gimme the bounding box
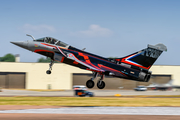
[0,106,180,120]
[1,89,180,96]
[1,90,180,119]
[1,106,180,115]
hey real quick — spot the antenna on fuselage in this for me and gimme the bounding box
[82,48,86,51]
[26,34,35,40]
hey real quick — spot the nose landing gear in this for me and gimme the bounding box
[46,70,51,74]
[46,59,54,74]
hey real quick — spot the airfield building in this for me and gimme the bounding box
[0,62,178,90]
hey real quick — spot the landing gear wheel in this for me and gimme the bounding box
[97,81,105,89]
[46,70,51,74]
[46,59,54,75]
[86,80,95,88]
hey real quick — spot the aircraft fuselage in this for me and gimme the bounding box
[11,36,167,89]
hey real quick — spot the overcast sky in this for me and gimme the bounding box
[0,0,180,65]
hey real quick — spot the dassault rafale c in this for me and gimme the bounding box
[11,34,167,89]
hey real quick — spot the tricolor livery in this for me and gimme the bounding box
[11,35,167,89]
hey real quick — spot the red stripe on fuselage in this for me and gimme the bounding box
[61,57,65,62]
[34,49,54,54]
[78,52,91,64]
[121,54,150,69]
[122,60,150,69]
[98,64,127,77]
[41,43,68,50]
[69,53,103,72]
[73,61,79,64]
[68,49,111,64]
[86,68,103,74]
[78,52,102,70]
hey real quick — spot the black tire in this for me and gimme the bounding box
[86,80,94,88]
[46,70,51,74]
[97,81,105,89]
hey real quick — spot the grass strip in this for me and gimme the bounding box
[0,97,180,106]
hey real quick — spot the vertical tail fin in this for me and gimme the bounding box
[116,44,167,69]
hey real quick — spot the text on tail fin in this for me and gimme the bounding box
[116,43,167,69]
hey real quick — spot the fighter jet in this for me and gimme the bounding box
[11,34,167,89]
[147,80,180,91]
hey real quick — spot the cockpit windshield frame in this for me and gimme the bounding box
[34,37,69,48]
[34,38,44,42]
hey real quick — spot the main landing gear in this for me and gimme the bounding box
[46,59,54,74]
[97,75,105,89]
[86,72,97,88]
[86,72,105,89]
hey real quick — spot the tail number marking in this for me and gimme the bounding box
[141,48,162,58]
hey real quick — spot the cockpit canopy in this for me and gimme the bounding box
[34,37,69,48]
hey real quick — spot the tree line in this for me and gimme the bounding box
[0,54,51,63]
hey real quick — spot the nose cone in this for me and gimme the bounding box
[11,41,29,50]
